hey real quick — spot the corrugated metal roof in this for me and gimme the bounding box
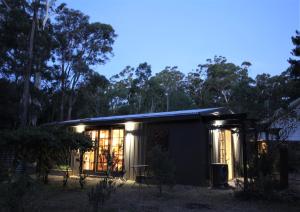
[56,107,232,126]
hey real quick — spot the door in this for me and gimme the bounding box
[96,128,125,173]
[83,130,97,171]
[216,129,234,180]
[225,130,233,180]
[97,129,110,172]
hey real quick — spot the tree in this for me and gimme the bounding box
[153,66,189,111]
[0,79,19,129]
[53,5,116,120]
[288,30,300,79]
[229,62,256,115]
[73,71,110,118]
[0,0,55,127]
[147,145,176,195]
[145,76,165,112]
[198,56,241,106]
[108,66,134,114]
[134,62,152,112]
[0,126,93,184]
[185,72,205,107]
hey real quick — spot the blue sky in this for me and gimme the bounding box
[58,0,299,78]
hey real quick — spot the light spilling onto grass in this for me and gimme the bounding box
[74,124,85,133]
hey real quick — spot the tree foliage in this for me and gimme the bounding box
[147,145,176,195]
[0,1,299,131]
[0,126,93,183]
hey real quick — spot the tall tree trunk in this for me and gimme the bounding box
[138,95,142,113]
[150,97,155,112]
[20,1,38,127]
[166,93,169,112]
[1,0,11,11]
[67,95,73,120]
[60,90,65,121]
[60,61,66,121]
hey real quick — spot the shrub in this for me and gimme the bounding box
[0,127,93,186]
[0,174,35,211]
[87,178,118,212]
[147,145,176,195]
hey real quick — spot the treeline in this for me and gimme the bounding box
[0,1,299,129]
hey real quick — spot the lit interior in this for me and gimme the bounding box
[83,130,97,170]
[258,141,268,155]
[83,128,125,172]
[212,129,235,180]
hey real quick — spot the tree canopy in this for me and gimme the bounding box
[0,1,299,128]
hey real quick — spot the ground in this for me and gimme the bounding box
[10,175,299,212]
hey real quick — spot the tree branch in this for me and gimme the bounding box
[1,0,11,11]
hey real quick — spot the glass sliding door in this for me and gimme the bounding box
[96,128,124,173]
[111,129,124,172]
[83,130,97,171]
[83,128,125,174]
[97,129,110,172]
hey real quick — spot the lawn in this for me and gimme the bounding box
[8,175,298,212]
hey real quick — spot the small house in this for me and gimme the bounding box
[60,107,249,186]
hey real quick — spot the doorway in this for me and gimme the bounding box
[83,128,125,174]
[97,128,124,172]
[212,129,234,180]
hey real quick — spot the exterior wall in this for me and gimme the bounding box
[0,149,14,170]
[71,150,80,175]
[124,122,147,180]
[70,119,210,185]
[146,120,208,186]
[69,124,140,179]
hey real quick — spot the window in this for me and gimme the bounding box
[84,128,125,173]
[98,129,110,171]
[83,131,97,171]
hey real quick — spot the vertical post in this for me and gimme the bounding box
[254,127,259,178]
[280,144,288,189]
[241,121,248,191]
[206,127,212,184]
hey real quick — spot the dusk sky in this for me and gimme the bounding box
[58,0,299,78]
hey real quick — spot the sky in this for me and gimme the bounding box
[57,0,299,79]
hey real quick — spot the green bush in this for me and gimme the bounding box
[0,127,93,186]
[147,145,176,195]
[87,178,118,212]
[0,174,35,211]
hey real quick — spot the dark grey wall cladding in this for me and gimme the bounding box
[146,120,208,186]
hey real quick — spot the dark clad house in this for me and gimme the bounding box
[61,107,247,186]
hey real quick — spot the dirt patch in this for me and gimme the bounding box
[3,175,299,212]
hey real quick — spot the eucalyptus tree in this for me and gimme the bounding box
[197,56,242,106]
[253,71,298,119]
[0,0,55,126]
[133,62,152,112]
[185,71,205,107]
[108,66,134,114]
[145,76,165,112]
[108,63,153,114]
[153,66,189,111]
[53,5,116,120]
[286,31,300,104]
[288,31,300,79]
[73,71,110,118]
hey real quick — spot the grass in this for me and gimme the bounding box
[2,174,300,211]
